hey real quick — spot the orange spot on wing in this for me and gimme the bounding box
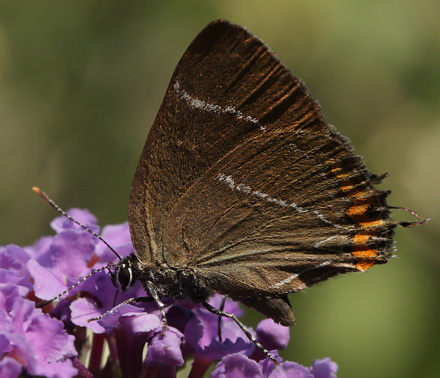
[356,259,376,271]
[353,233,372,244]
[347,203,369,217]
[353,247,378,271]
[352,191,370,199]
[359,219,385,229]
[352,248,378,258]
[340,184,355,192]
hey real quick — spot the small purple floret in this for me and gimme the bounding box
[0,282,77,377]
[212,353,262,378]
[213,353,338,378]
[310,357,338,378]
[256,318,290,351]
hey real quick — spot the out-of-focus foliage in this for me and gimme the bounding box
[0,1,438,377]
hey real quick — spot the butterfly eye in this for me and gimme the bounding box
[116,265,133,291]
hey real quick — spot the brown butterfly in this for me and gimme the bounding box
[128,18,423,328]
[37,19,425,363]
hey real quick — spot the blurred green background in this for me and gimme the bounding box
[0,1,438,377]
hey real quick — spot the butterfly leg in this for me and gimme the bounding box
[217,296,226,342]
[87,295,155,322]
[88,281,167,336]
[202,301,278,365]
[146,281,168,335]
[88,282,166,334]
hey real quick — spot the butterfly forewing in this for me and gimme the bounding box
[129,20,396,325]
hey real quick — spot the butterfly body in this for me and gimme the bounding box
[116,254,211,303]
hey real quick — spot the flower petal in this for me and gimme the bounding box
[212,353,261,378]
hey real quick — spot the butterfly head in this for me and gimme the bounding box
[111,254,140,291]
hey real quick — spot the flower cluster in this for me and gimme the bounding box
[0,208,338,377]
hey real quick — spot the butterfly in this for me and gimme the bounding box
[125,18,415,328]
[36,19,424,363]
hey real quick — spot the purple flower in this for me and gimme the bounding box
[1,208,339,377]
[0,244,32,291]
[212,353,338,378]
[145,328,184,366]
[309,358,338,378]
[0,269,77,378]
[256,319,290,351]
[212,354,261,378]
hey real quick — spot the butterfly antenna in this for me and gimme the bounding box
[36,263,120,308]
[32,187,122,260]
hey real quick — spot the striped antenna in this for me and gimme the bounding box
[36,263,120,308]
[32,187,122,260]
[32,187,124,307]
